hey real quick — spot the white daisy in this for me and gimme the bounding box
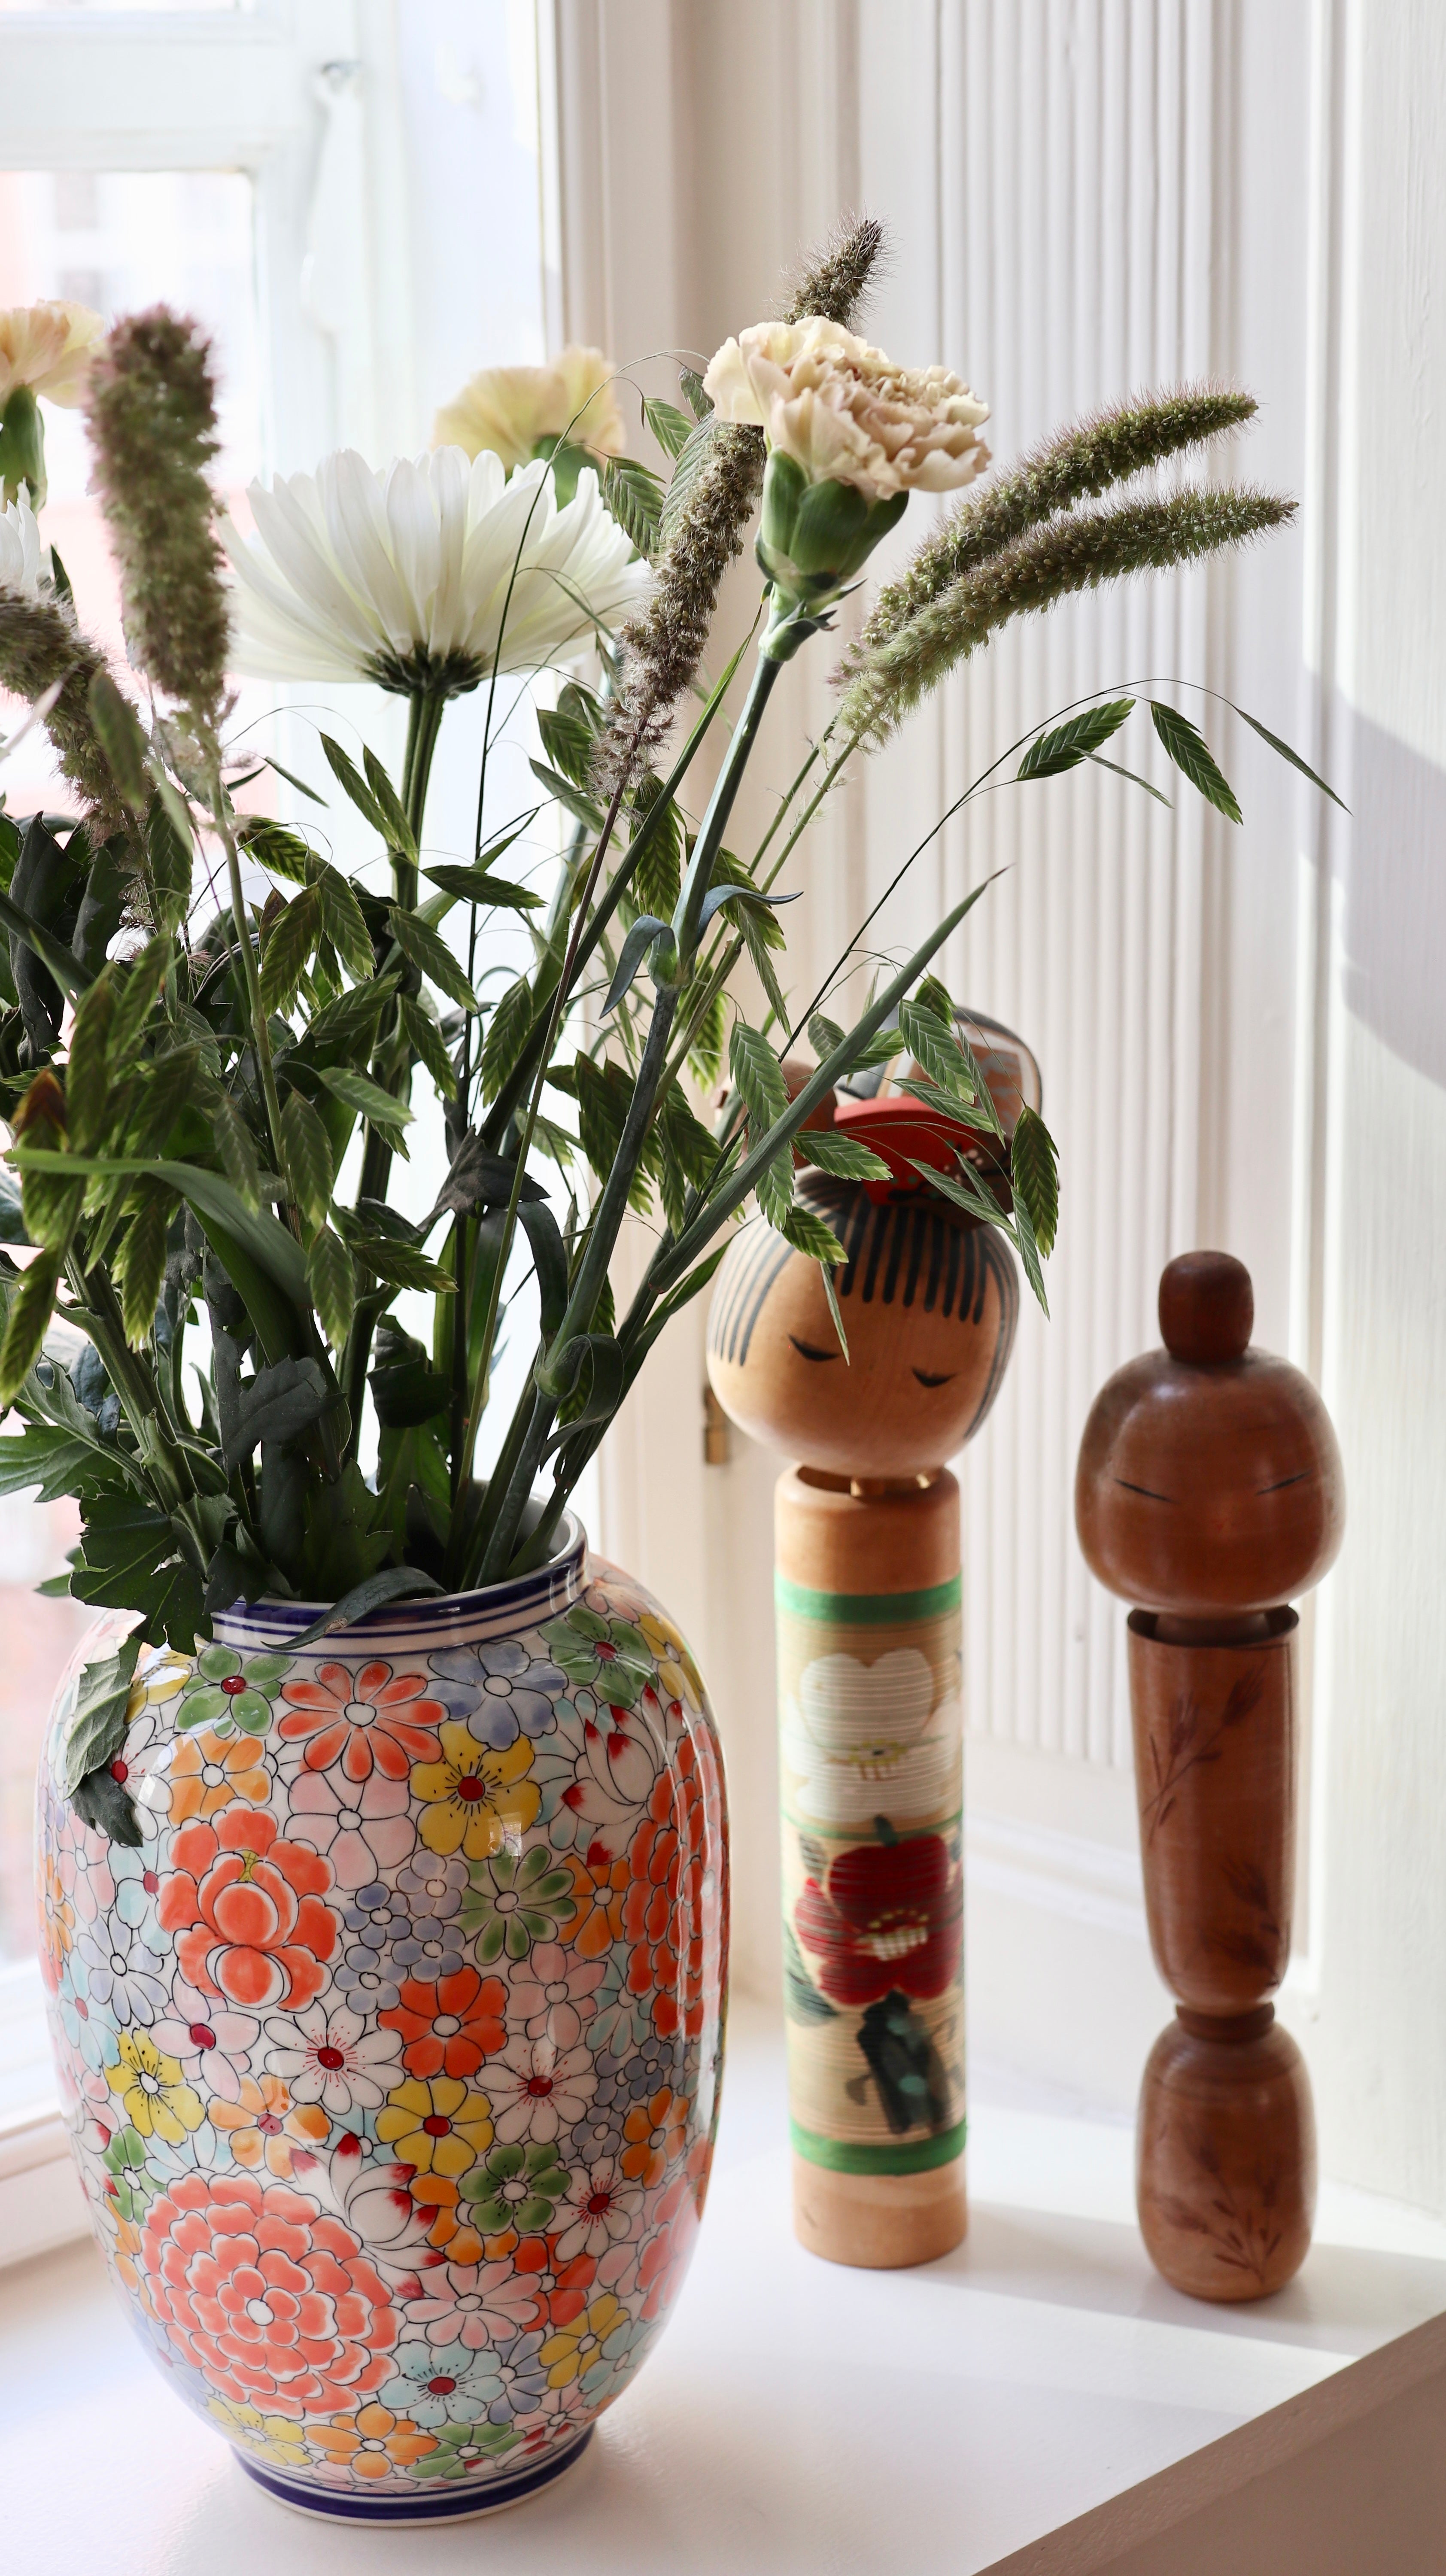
[0,488,52,600]
[220,444,650,695]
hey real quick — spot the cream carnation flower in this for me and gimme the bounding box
[434,344,626,472]
[220,444,649,693]
[0,300,104,408]
[0,488,53,599]
[703,316,990,499]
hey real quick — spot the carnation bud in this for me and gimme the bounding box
[0,386,46,507]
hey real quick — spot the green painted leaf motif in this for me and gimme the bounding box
[784,1923,838,2023]
[259,885,323,1016]
[306,1223,355,1348]
[1149,701,1243,824]
[387,906,478,1014]
[1017,697,1134,781]
[280,1091,334,1231]
[64,1632,142,1796]
[1010,1102,1059,1260]
[176,1683,228,1733]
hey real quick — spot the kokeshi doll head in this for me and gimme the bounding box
[706,1167,1020,1479]
[1075,1251,1345,1615]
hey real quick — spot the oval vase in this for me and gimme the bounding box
[34,1524,728,2524]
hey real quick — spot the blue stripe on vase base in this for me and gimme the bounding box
[237,2425,592,2522]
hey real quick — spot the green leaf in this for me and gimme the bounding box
[1017,698,1134,781]
[601,455,663,557]
[86,673,148,811]
[793,1127,890,1180]
[258,753,327,807]
[116,1185,169,1346]
[302,977,395,1064]
[65,972,115,1154]
[387,906,478,1013]
[0,1251,59,1404]
[70,1763,142,1846]
[72,1494,205,1651]
[1011,1186,1050,1316]
[108,937,171,1073]
[400,994,459,1100]
[784,1922,839,2022]
[678,368,712,423]
[213,1093,262,1212]
[754,1144,793,1228]
[1149,702,1242,824]
[643,397,695,462]
[316,866,375,980]
[226,1355,341,1463]
[808,1012,845,1062]
[1230,703,1348,811]
[627,779,684,919]
[574,1056,659,1214]
[659,415,719,548]
[361,744,417,860]
[536,690,601,790]
[280,1089,334,1230]
[479,974,535,1103]
[306,1223,355,1347]
[319,732,394,843]
[318,1065,414,1135]
[529,759,605,835]
[775,1200,847,1266]
[897,999,976,1102]
[239,817,315,884]
[422,866,541,911]
[0,1422,122,1502]
[291,1564,444,1649]
[729,1023,789,1132]
[1011,1102,1060,1260]
[820,1261,850,1361]
[1088,752,1173,807]
[64,1632,142,1797]
[260,885,322,1015]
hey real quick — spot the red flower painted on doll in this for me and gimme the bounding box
[157,1809,339,2011]
[621,1738,715,2040]
[793,1832,961,2008]
[142,2169,398,2419]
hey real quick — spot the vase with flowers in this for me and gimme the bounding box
[0,217,1337,2519]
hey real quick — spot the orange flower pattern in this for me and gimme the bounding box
[37,1563,726,2513]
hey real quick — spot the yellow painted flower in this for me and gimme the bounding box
[105,2030,204,2144]
[375,2074,493,2178]
[167,1727,271,1824]
[207,2396,309,2470]
[211,2073,329,2178]
[639,1611,702,1711]
[411,1722,539,1860]
[539,2291,630,2388]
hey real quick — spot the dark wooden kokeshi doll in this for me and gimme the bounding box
[1076,1252,1345,2300]
[708,1038,1030,2270]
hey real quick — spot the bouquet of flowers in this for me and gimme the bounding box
[0,223,1334,1838]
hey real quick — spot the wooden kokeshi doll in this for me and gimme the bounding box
[1075,1252,1345,2300]
[706,1053,1027,2270]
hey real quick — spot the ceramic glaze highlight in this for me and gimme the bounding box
[35,1528,728,2521]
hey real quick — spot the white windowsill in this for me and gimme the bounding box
[2,1999,1446,2572]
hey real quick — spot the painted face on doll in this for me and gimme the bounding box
[1075,1252,1346,1614]
[706,1178,1020,1478]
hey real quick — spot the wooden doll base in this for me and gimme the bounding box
[1136,2007,1316,2302]
[792,2154,967,2269]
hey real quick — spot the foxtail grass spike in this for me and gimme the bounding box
[0,588,127,832]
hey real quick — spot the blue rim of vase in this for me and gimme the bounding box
[236,2424,592,2522]
[210,1512,588,1653]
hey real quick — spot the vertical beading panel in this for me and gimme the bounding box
[858,0,1228,1771]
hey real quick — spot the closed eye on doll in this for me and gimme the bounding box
[789,1338,838,1362]
[912,1368,956,1388]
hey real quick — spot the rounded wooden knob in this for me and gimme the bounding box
[1159,1252,1253,1364]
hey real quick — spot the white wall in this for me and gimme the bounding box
[557,0,1446,2211]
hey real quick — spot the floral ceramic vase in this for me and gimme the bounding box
[35,1520,728,2524]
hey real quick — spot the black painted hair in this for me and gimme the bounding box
[708,1176,1019,1371]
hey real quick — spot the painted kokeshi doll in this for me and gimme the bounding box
[707,1028,1031,2269]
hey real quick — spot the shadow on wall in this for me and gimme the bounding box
[1344,712,1446,1089]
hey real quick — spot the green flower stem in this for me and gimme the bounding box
[355,686,446,1217]
[209,770,286,1188]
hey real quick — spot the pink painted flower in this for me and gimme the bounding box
[400,2257,541,2351]
[150,1971,261,2106]
[505,1941,605,2050]
[283,1766,416,1889]
[278,1660,445,1783]
[143,2169,398,2419]
[484,2037,596,2145]
[262,1999,403,2117]
[553,2157,644,2266]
